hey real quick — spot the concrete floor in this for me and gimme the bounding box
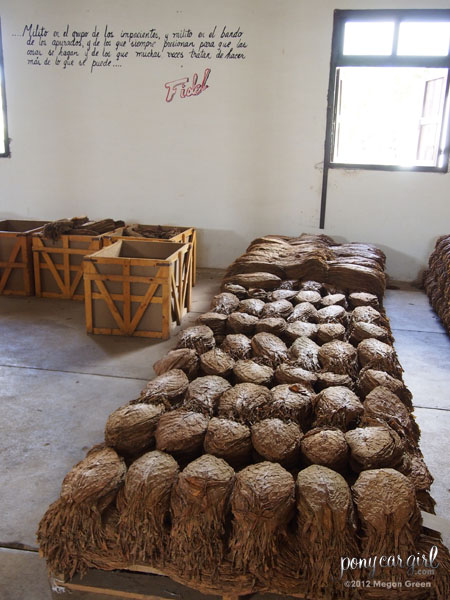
[0,273,449,599]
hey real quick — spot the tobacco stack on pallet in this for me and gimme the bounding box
[38,234,450,600]
[423,235,450,335]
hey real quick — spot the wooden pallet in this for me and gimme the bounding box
[103,225,197,286]
[50,565,306,600]
[83,239,192,339]
[0,219,49,296]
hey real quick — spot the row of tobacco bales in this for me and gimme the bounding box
[424,234,450,335]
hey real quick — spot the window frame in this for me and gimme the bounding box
[324,9,450,174]
[0,18,10,158]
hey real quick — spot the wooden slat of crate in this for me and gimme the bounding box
[0,220,49,296]
[83,241,192,339]
[103,226,197,285]
[32,233,114,301]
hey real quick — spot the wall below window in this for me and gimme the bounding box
[1,0,449,281]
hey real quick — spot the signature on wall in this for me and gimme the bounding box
[165,68,211,102]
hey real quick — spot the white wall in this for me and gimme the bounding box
[1,0,449,281]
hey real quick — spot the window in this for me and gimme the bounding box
[325,10,450,172]
[0,19,9,157]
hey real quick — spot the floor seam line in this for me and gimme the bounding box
[413,405,450,412]
[391,328,446,335]
[0,543,38,553]
[0,363,149,382]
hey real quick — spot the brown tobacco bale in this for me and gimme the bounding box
[204,417,252,467]
[230,462,295,573]
[352,468,421,561]
[300,427,349,471]
[217,382,272,424]
[251,418,302,467]
[351,305,388,327]
[222,283,247,298]
[326,262,386,298]
[301,280,323,293]
[406,454,434,492]
[357,368,412,408]
[316,304,347,324]
[118,450,179,563]
[279,279,300,290]
[124,224,182,239]
[223,272,282,290]
[238,298,266,317]
[220,334,252,360]
[155,409,209,456]
[345,426,404,472]
[322,283,345,296]
[289,336,321,371]
[210,292,240,315]
[184,375,231,415]
[296,465,359,596]
[37,446,126,578]
[251,332,289,367]
[153,348,199,380]
[316,323,346,344]
[357,338,403,378]
[287,301,318,323]
[169,455,235,577]
[197,312,228,336]
[137,369,189,408]
[348,321,391,344]
[268,289,298,302]
[266,383,313,425]
[364,386,420,446]
[318,340,359,378]
[275,362,318,386]
[313,386,364,430]
[316,371,354,391]
[199,348,235,378]
[255,317,287,336]
[320,293,348,309]
[233,359,274,386]
[284,321,319,343]
[261,299,293,319]
[294,290,322,306]
[177,325,216,355]
[105,403,164,456]
[248,288,268,300]
[348,291,380,309]
[227,312,259,335]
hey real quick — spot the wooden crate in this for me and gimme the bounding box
[83,239,192,339]
[103,225,197,285]
[0,219,49,296]
[32,229,120,301]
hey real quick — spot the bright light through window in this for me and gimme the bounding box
[343,21,395,56]
[333,67,448,167]
[398,22,450,56]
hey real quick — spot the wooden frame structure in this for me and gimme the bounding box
[103,225,197,285]
[32,231,119,301]
[0,220,49,296]
[83,239,192,339]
